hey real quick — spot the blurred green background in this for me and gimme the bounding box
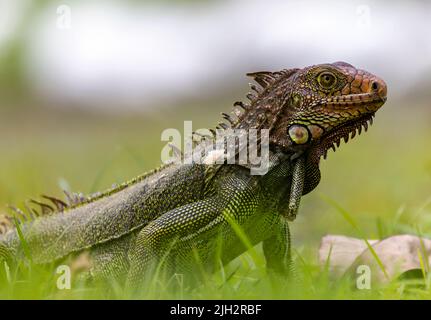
[0,0,431,298]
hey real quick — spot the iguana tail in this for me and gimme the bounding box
[0,241,11,263]
[0,214,15,265]
[0,233,15,271]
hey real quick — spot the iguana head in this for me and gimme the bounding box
[232,61,387,160]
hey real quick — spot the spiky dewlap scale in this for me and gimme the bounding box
[308,113,375,161]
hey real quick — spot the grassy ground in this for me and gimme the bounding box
[0,99,430,299]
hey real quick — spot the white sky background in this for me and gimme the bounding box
[2,0,431,111]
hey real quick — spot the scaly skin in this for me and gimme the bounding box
[0,62,387,288]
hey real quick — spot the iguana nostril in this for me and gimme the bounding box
[369,78,387,99]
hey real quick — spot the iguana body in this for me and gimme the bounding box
[0,62,387,288]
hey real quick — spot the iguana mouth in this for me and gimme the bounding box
[322,92,386,106]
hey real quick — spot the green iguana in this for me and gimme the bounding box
[0,62,387,289]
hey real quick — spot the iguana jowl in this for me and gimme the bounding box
[0,62,387,288]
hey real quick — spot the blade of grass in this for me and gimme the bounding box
[12,217,32,263]
[323,244,333,276]
[222,210,264,268]
[89,154,115,193]
[417,248,427,281]
[122,144,146,168]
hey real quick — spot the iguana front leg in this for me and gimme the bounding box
[126,174,260,289]
[262,217,292,274]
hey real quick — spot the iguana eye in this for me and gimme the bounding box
[317,72,337,89]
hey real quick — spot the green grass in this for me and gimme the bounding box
[0,101,430,299]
